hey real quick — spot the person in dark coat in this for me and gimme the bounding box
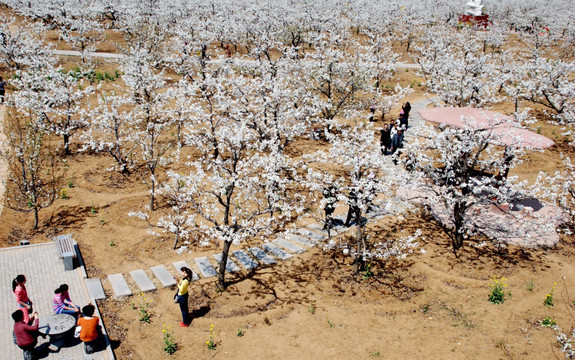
[0,76,6,104]
[322,186,337,229]
[379,123,391,155]
[401,102,411,128]
[344,188,360,227]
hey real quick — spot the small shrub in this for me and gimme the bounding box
[327,316,334,328]
[525,279,535,292]
[488,276,508,304]
[60,188,69,200]
[237,328,244,337]
[540,316,556,328]
[544,282,557,307]
[206,324,216,350]
[162,324,177,355]
[90,205,97,214]
[362,263,373,280]
[135,292,151,323]
[309,302,316,314]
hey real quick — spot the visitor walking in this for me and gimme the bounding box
[380,123,391,154]
[175,267,193,327]
[369,105,376,122]
[13,275,34,324]
[12,309,40,360]
[400,102,411,129]
[322,186,337,230]
[344,188,360,227]
[53,284,80,317]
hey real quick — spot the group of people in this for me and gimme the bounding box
[11,274,103,359]
[378,102,411,155]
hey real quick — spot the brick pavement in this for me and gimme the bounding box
[0,242,112,360]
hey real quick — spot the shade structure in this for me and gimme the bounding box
[418,107,555,149]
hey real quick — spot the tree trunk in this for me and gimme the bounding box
[33,207,39,229]
[452,202,465,251]
[63,133,71,155]
[150,176,155,211]
[216,240,232,291]
[173,232,179,250]
[352,209,365,273]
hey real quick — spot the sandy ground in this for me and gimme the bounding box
[1,5,574,359]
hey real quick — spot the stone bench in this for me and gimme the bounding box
[53,234,76,271]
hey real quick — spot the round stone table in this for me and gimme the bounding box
[38,314,76,349]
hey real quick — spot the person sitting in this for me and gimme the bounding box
[77,304,102,354]
[53,284,80,317]
[12,309,39,360]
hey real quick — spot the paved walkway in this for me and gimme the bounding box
[0,242,113,360]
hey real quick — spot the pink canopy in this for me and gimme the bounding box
[418,107,555,149]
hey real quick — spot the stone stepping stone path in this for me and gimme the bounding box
[151,265,177,287]
[308,221,346,235]
[108,273,132,298]
[173,260,200,280]
[296,227,327,242]
[129,269,157,293]
[85,278,106,300]
[283,233,316,247]
[213,253,241,272]
[248,247,277,265]
[262,243,293,260]
[273,238,305,254]
[232,250,259,270]
[194,257,218,278]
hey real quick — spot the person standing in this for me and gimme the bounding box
[53,284,80,317]
[401,102,411,128]
[13,275,33,324]
[77,304,102,354]
[344,188,360,227]
[175,267,193,327]
[322,186,337,230]
[369,105,376,122]
[379,123,391,155]
[12,309,39,360]
[0,76,6,104]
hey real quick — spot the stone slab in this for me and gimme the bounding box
[308,221,346,234]
[232,250,258,270]
[194,257,218,278]
[296,227,327,241]
[84,278,106,300]
[284,233,316,247]
[151,265,177,287]
[262,243,293,260]
[273,238,305,254]
[248,247,277,265]
[129,269,157,293]
[213,253,241,272]
[172,261,200,281]
[108,273,132,298]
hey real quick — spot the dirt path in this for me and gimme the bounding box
[0,105,6,218]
